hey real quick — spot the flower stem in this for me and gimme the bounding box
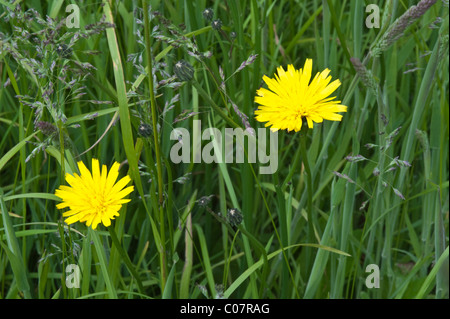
[142,0,164,205]
[142,0,167,291]
[300,127,315,268]
[108,226,145,295]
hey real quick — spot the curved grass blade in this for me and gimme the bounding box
[0,189,31,298]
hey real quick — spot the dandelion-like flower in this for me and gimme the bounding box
[55,158,134,230]
[254,59,347,132]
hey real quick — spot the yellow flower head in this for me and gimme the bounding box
[55,158,134,230]
[254,59,347,132]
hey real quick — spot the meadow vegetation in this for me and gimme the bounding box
[0,0,448,299]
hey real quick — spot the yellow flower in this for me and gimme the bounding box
[55,158,134,230]
[255,59,347,132]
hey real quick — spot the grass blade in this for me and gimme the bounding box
[90,229,118,299]
[0,189,31,298]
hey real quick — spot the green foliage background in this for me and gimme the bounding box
[0,0,448,299]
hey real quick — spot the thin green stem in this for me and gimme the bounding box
[142,0,167,291]
[300,129,313,239]
[300,127,315,273]
[142,0,164,205]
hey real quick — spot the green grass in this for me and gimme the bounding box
[0,0,448,299]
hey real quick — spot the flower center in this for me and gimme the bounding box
[91,193,107,215]
[295,110,306,121]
